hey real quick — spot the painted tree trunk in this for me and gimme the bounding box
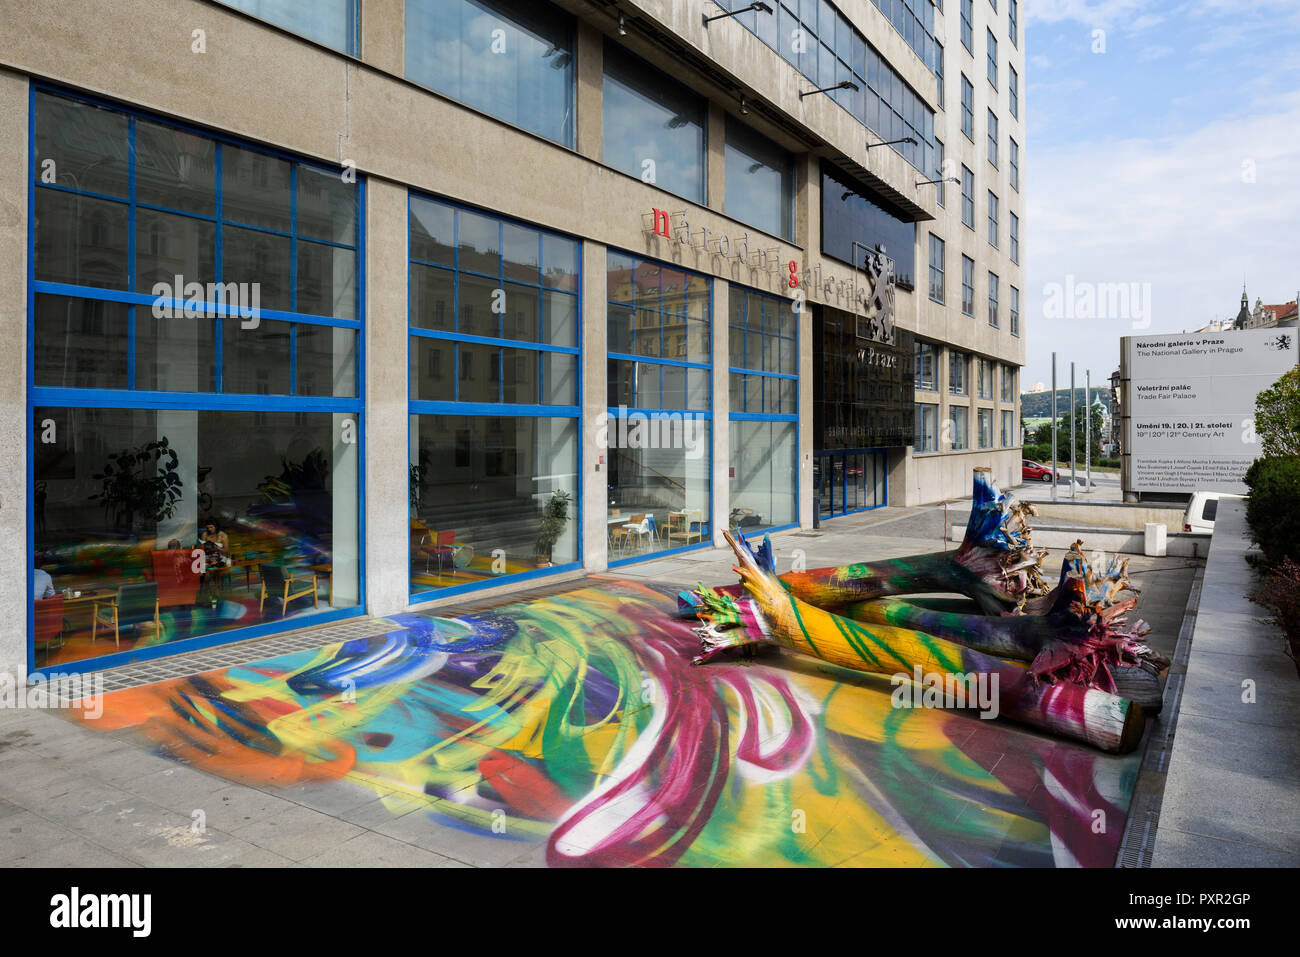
[692,531,1146,754]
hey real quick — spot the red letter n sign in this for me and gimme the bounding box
[651,208,671,238]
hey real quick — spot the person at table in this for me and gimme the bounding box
[199,523,230,568]
[34,563,55,600]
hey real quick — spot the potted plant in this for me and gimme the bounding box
[535,489,572,566]
[90,437,184,536]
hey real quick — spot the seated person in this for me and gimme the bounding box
[34,564,55,600]
[199,523,231,568]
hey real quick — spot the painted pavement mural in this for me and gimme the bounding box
[76,577,1138,867]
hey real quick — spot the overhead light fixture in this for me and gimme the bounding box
[618,13,626,36]
[799,79,858,99]
[915,175,959,188]
[703,2,774,27]
[866,136,918,150]
[740,95,749,115]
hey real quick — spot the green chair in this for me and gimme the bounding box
[92,582,160,648]
[258,564,318,618]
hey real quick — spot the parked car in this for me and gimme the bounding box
[1022,459,1060,483]
[1183,491,1243,533]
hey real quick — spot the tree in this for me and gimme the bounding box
[1255,367,1300,458]
[1031,404,1103,462]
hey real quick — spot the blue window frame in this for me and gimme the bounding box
[407,192,583,600]
[729,287,798,533]
[27,85,366,677]
[606,252,713,564]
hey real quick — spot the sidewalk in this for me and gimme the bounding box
[1151,500,1300,866]
[0,492,1198,868]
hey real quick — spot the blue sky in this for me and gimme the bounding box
[1023,0,1300,387]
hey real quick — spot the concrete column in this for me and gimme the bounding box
[575,22,603,162]
[360,0,404,76]
[0,68,26,679]
[364,177,410,617]
[706,102,726,213]
[793,154,816,529]
[581,240,608,572]
[711,280,729,546]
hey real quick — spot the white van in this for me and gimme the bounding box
[1183,492,1243,533]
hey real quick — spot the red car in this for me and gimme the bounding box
[1022,459,1060,483]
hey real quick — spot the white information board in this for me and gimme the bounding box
[1125,328,1297,494]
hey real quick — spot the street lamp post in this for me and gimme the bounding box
[1051,352,1058,503]
[1085,370,1092,493]
[1070,362,1077,499]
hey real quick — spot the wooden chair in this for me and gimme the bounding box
[150,548,201,609]
[610,514,646,557]
[667,510,705,546]
[258,564,318,618]
[92,582,160,648]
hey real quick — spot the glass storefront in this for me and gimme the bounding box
[728,288,797,532]
[606,253,711,561]
[29,89,362,670]
[408,194,581,597]
[814,449,888,520]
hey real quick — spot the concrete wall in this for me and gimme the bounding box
[0,67,28,680]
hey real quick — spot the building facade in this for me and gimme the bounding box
[1,0,1026,678]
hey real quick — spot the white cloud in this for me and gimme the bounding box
[1024,90,1300,381]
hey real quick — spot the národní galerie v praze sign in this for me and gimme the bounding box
[1124,328,1298,494]
[642,207,897,346]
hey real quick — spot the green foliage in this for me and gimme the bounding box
[1031,403,1104,461]
[536,489,572,558]
[1244,455,1300,564]
[259,449,330,503]
[1022,443,1051,462]
[90,437,183,533]
[1254,367,1300,458]
[1249,557,1300,677]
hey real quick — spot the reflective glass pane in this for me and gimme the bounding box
[410,196,456,265]
[458,273,500,338]
[135,208,216,296]
[221,145,291,232]
[459,342,500,403]
[222,225,290,311]
[296,240,357,319]
[223,318,291,394]
[502,223,540,284]
[457,209,501,276]
[135,119,215,216]
[541,234,579,292]
[297,165,357,244]
[297,325,357,397]
[542,352,577,406]
[135,310,218,393]
[34,190,128,290]
[410,263,454,331]
[35,93,130,199]
[542,291,577,347]
[501,282,539,342]
[33,295,129,389]
[410,336,454,401]
[502,347,538,404]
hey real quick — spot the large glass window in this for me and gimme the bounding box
[950,349,970,395]
[988,190,999,247]
[719,1,937,172]
[987,29,999,87]
[928,233,945,303]
[603,41,705,203]
[1010,65,1020,118]
[729,288,797,532]
[1010,0,1019,46]
[915,340,939,391]
[725,116,794,240]
[1002,409,1016,447]
[217,0,357,54]
[977,357,995,398]
[607,253,712,560]
[988,272,1000,327]
[408,194,581,596]
[33,408,360,669]
[961,0,974,52]
[1002,364,1016,402]
[30,89,363,671]
[915,402,939,452]
[405,0,576,147]
[1010,211,1020,264]
[950,404,969,450]
[1010,137,1020,191]
[935,137,946,206]
[978,407,994,448]
[1010,285,1020,337]
[822,166,917,289]
[988,109,999,167]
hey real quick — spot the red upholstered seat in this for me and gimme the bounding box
[150,549,201,608]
